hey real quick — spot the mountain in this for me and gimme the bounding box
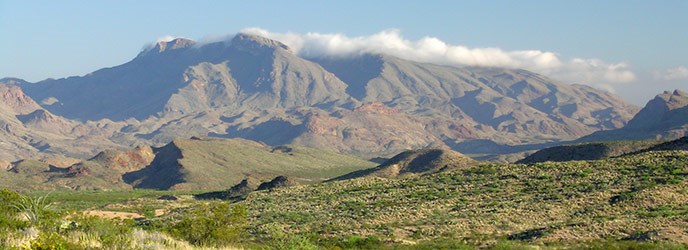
[0,82,132,162]
[6,33,639,159]
[581,90,688,142]
[21,34,353,122]
[314,55,638,142]
[122,137,376,190]
[332,148,477,180]
[518,89,688,164]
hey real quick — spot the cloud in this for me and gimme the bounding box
[655,66,688,81]
[544,59,636,86]
[243,28,638,90]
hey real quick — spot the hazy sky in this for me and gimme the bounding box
[1,0,686,105]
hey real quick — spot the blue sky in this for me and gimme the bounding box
[1,0,686,104]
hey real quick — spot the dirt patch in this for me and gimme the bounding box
[83,210,143,220]
[154,209,165,217]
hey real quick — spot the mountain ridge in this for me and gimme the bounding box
[3,33,641,159]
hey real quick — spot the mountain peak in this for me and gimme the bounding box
[622,89,688,130]
[0,83,41,114]
[0,77,30,85]
[16,109,65,125]
[138,38,196,57]
[655,89,688,110]
[231,33,293,54]
[153,38,196,52]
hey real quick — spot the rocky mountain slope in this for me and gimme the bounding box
[4,33,640,159]
[315,55,636,142]
[581,90,688,142]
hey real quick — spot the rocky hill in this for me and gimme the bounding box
[624,136,688,155]
[332,148,477,180]
[516,140,662,164]
[4,33,639,159]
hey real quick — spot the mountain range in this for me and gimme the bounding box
[1,33,650,163]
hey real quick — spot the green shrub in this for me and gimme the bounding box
[0,189,21,213]
[573,240,687,250]
[409,238,475,250]
[70,215,134,249]
[167,203,247,247]
[27,232,78,250]
[0,189,26,230]
[335,235,385,249]
[272,235,320,250]
[11,193,60,228]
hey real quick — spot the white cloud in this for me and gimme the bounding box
[655,66,688,81]
[234,28,638,90]
[543,59,636,86]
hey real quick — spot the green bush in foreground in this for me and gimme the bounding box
[11,193,59,227]
[167,203,247,247]
[27,232,75,250]
[0,189,26,231]
[69,215,134,249]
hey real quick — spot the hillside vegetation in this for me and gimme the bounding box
[516,140,662,164]
[1,142,687,249]
[241,150,688,246]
